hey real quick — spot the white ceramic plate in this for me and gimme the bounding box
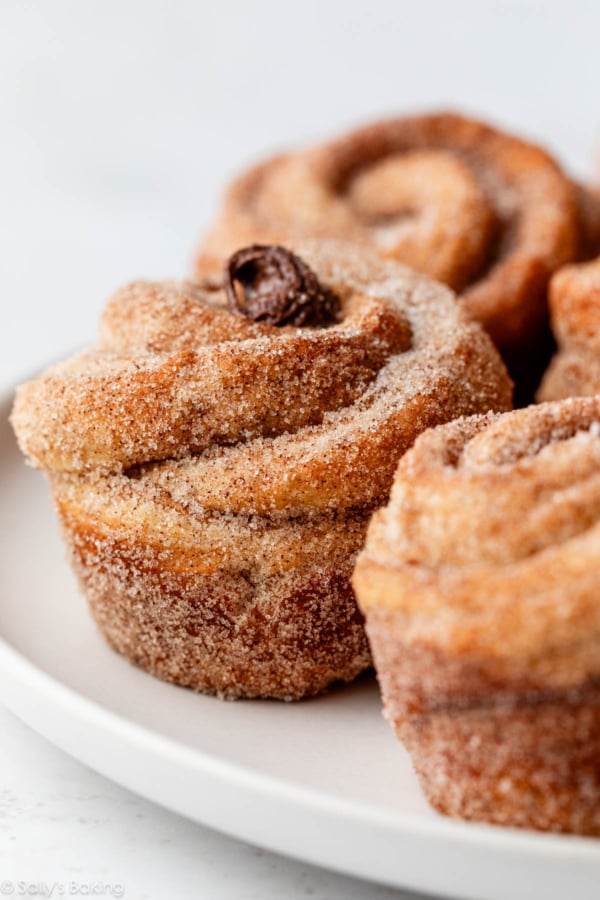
[1,385,600,899]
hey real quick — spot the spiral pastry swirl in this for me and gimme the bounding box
[12,241,511,699]
[354,398,600,833]
[538,257,600,401]
[197,113,595,380]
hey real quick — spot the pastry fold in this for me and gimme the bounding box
[354,398,600,833]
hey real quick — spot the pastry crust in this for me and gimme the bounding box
[12,241,512,699]
[196,112,593,374]
[538,257,600,401]
[353,398,600,833]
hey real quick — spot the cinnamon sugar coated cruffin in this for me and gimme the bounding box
[538,257,600,400]
[196,112,600,386]
[353,398,600,834]
[11,239,511,699]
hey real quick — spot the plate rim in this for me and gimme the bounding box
[1,629,599,862]
[3,377,600,898]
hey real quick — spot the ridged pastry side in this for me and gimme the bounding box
[52,473,370,700]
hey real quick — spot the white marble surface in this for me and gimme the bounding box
[2,1,600,897]
[0,707,408,900]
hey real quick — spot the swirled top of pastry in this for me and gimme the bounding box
[197,113,596,354]
[11,240,512,514]
[355,397,600,687]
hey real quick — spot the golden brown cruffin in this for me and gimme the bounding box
[538,257,600,401]
[353,397,600,834]
[11,241,511,700]
[196,112,597,384]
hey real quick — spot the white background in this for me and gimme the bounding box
[1,1,599,898]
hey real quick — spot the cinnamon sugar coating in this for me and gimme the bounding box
[52,472,371,699]
[11,241,511,699]
[538,258,600,401]
[196,113,596,388]
[353,398,600,833]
